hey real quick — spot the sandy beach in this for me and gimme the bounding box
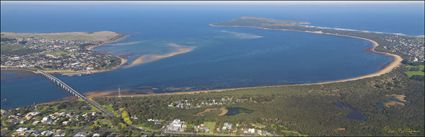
[85,34,128,51]
[127,43,194,67]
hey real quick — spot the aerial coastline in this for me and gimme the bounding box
[82,21,405,98]
[2,3,424,136]
[1,19,405,99]
[209,17,407,82]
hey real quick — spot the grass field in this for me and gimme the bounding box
[203,122,216,134]
[405,65,425,77]
[406,71,425,77]
[46,50,69,56]
[1,44,40,55]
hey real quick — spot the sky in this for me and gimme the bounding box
[1,1,424,6]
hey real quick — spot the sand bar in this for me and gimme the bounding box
[127,43,194,67]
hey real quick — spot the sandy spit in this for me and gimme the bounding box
[127,43,194,67]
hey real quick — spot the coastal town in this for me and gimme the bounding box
[0,96,278,136]
[0,32,124,74]
[381,35,424,63]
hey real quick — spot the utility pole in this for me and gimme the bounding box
[118,86,121,99]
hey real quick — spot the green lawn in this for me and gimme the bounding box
[406,71,425,77]
[405,65,425,77]
[104,104,119,117]
[406,65,425,70]
[203,121,216,134]
[47,50,69,56]
[1,44,39,55]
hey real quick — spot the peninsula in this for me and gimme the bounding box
[211,16,424,65]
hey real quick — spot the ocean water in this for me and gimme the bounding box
[1,2,423,108]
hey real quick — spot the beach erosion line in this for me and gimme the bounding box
[126,43,194,68]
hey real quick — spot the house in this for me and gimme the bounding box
[41,130,54,136]
[195,124,209,133]
[16,127,32,136]
[222,122,233,131]
[62,121,70,126]
[73,131,90,137]
[166,119,186,132]
[25,112,40,120]
[244,128,255,134]
[16,127,27,135]
[32,121,40,125]
[41,116,53,125]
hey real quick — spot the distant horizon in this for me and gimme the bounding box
[1,1,424,6]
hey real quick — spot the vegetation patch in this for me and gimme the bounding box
[379,94,407,109]
[405,65,425,80]
[120,108,133,125]
[203,122,216,134]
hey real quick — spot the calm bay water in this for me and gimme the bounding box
[1,2,423,108]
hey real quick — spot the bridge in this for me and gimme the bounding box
[36,70,114,117]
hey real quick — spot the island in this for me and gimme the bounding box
[1,31,127,75]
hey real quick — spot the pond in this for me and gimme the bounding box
[226,107,253,116]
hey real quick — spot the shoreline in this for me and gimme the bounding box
[84,25,403,98]
[1,26,405,103]
[85,34,128,51]
[209,24,403,84]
